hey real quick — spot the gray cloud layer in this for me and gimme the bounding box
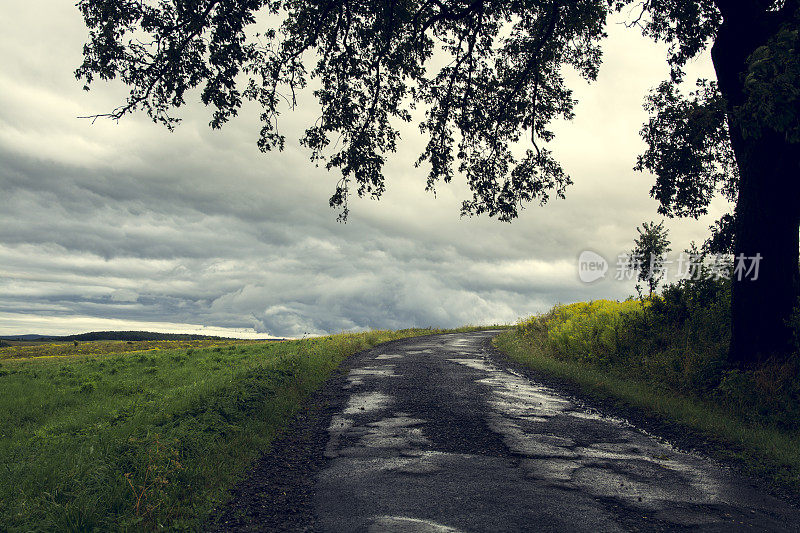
[0,3,729,337]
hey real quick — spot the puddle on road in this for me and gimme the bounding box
[368,515,464,533]
[316,337,798,531]
[445,340,474,350]
[346,365,397,389]
[447,354,728,512]
[376,353,403,360]
[367,448,445,475]
[326,392,395,458]
[568,410,625,424]
[340,414,430,454]
[449,358,572,419]
[571,463,708,508]
[326,390,431,459]
[488,414,578,458]
[344,392,393,415]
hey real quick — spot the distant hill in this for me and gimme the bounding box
[0,331,265,342]
[0,334,49,341]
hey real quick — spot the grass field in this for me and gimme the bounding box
[0,338,272,361]
[0,327,488,531]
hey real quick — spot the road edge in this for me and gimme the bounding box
[483,332,800,506]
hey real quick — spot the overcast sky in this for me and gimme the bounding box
[0,2,729,338]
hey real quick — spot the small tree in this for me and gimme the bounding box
[630,221,672,298]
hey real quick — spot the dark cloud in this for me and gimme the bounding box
[0,3,730,337]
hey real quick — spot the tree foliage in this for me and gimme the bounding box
[75,1,798,228]
[632,3,799,252]
[77,0,612,221]
[634,79,739,252]
[736,20,800,143]
[630,220,672,296]
[636,80,738,219]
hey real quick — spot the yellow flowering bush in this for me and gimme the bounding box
[519,299,649,365]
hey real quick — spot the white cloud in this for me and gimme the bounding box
[0,312,269,339]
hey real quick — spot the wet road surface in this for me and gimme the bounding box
[312,331,800,532]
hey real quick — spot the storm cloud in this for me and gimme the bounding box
[0,2,729,337]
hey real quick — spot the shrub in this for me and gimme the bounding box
[515,275,800,432]
[538,300,648,365]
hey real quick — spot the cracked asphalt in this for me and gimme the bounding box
[213,330,800,532]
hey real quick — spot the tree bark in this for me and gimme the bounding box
[711,7,800,365]
[728,129,800,365]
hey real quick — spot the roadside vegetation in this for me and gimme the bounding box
[0,327,488,531]
[494,274,800,493]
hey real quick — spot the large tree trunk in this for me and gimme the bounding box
[728,129,800,365]
[712,7,800,366]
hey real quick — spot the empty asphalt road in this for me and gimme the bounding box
[215,330,800,532]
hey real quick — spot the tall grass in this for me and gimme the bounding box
[0,328,479,531]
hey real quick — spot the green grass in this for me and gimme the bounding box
[0,327,494,531]
[493,324,800,493]
[0,338,270,361]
